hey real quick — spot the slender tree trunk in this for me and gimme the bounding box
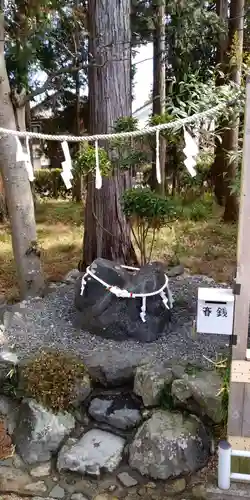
[211,0,228,206]
[83,0,137,266]
[151,0,166,194]
[0,172,7,222]
[0,8,44,298]
[72,0,83,203]
[223,0,244,221]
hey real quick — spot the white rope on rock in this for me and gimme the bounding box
[80,264,173,323]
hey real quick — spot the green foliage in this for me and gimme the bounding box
[122,187,179,264]
[34,168,69,198]
[111,116,150,171]
[185,199,213,222]
[74,144,111,177]
[122,188,178,227]
[1,366,18,398]
[113,116,139,133]
[149,113,179,145]
[20,350,88,413]
[178,195,214,221]
[159,382,174,411]
[185,364,202,376]
[215,357,231,424]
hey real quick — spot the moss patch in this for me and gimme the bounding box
[159,382,174,410]
[20,349,89,413]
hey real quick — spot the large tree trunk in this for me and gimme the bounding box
[83,0,137,266]
[0,8,44,299]
[151,0,166,194]
[211,0,228,206]
[223,0,244,221]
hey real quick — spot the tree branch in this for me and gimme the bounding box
[28,53,130,102]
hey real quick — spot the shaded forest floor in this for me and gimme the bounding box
[0,196,237,301]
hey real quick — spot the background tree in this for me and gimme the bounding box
[223,0,245,222]
[151,0,166,194]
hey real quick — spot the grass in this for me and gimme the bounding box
[0,196,237,301]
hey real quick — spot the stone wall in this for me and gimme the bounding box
[0,348,224,500]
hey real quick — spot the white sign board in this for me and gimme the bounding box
[197,287,234,335]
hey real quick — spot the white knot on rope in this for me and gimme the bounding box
[80,264,173,323]
[80,274,87,295]
[108,286,132,298]
[140,296,147,323]
[160,290,170,309]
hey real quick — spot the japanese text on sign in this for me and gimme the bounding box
[202,306,228,317]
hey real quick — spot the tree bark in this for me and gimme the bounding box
[151,0,166,194]
[0,172,7,222]
[83,0,137,266]
[211,0,228,206]
[72,0,83,203]
[223,0,244,222]
[0,8,44,298]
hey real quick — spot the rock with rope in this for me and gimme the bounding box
[74,258,173,343]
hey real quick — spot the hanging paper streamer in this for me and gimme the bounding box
[15,136,34,181]
[95,140,102,189]
[25,137,34,182]
[140,296,147,323]
[155,129,161,184]
[183,127,198,177]
[61,141,73,189]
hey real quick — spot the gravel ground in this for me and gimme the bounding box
[0,274,231,370]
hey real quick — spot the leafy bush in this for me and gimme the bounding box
[34,168,70,198]
[74,143,111,177]
[20,350,88,413]
[122,187,180,264]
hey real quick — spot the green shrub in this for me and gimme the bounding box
[122,187,180,265]
[74,144,111,177]
[20,350,88,413]
[180,197,214,222]
[34,168,70,198]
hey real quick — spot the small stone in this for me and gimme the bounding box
[30,462,51,477]
[13,454,25,469]
[25,481,47,493]
[108,485,117,492]
[117,472,138,488]
[94,496,118,500]
[88,394,141,430]
[134,363,173,407]
[58,429,125,475]
[146,482,156,489]
[192,483,207,498]
[164,478,186,495]
[0,466,46,495]
[150,493,160,500]
[0,458,13,466]
[64,269,81,283]
[138,487,146,496]
[71,494,89,500]
[49,485,65,499]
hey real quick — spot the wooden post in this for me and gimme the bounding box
[228,75,250,471]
